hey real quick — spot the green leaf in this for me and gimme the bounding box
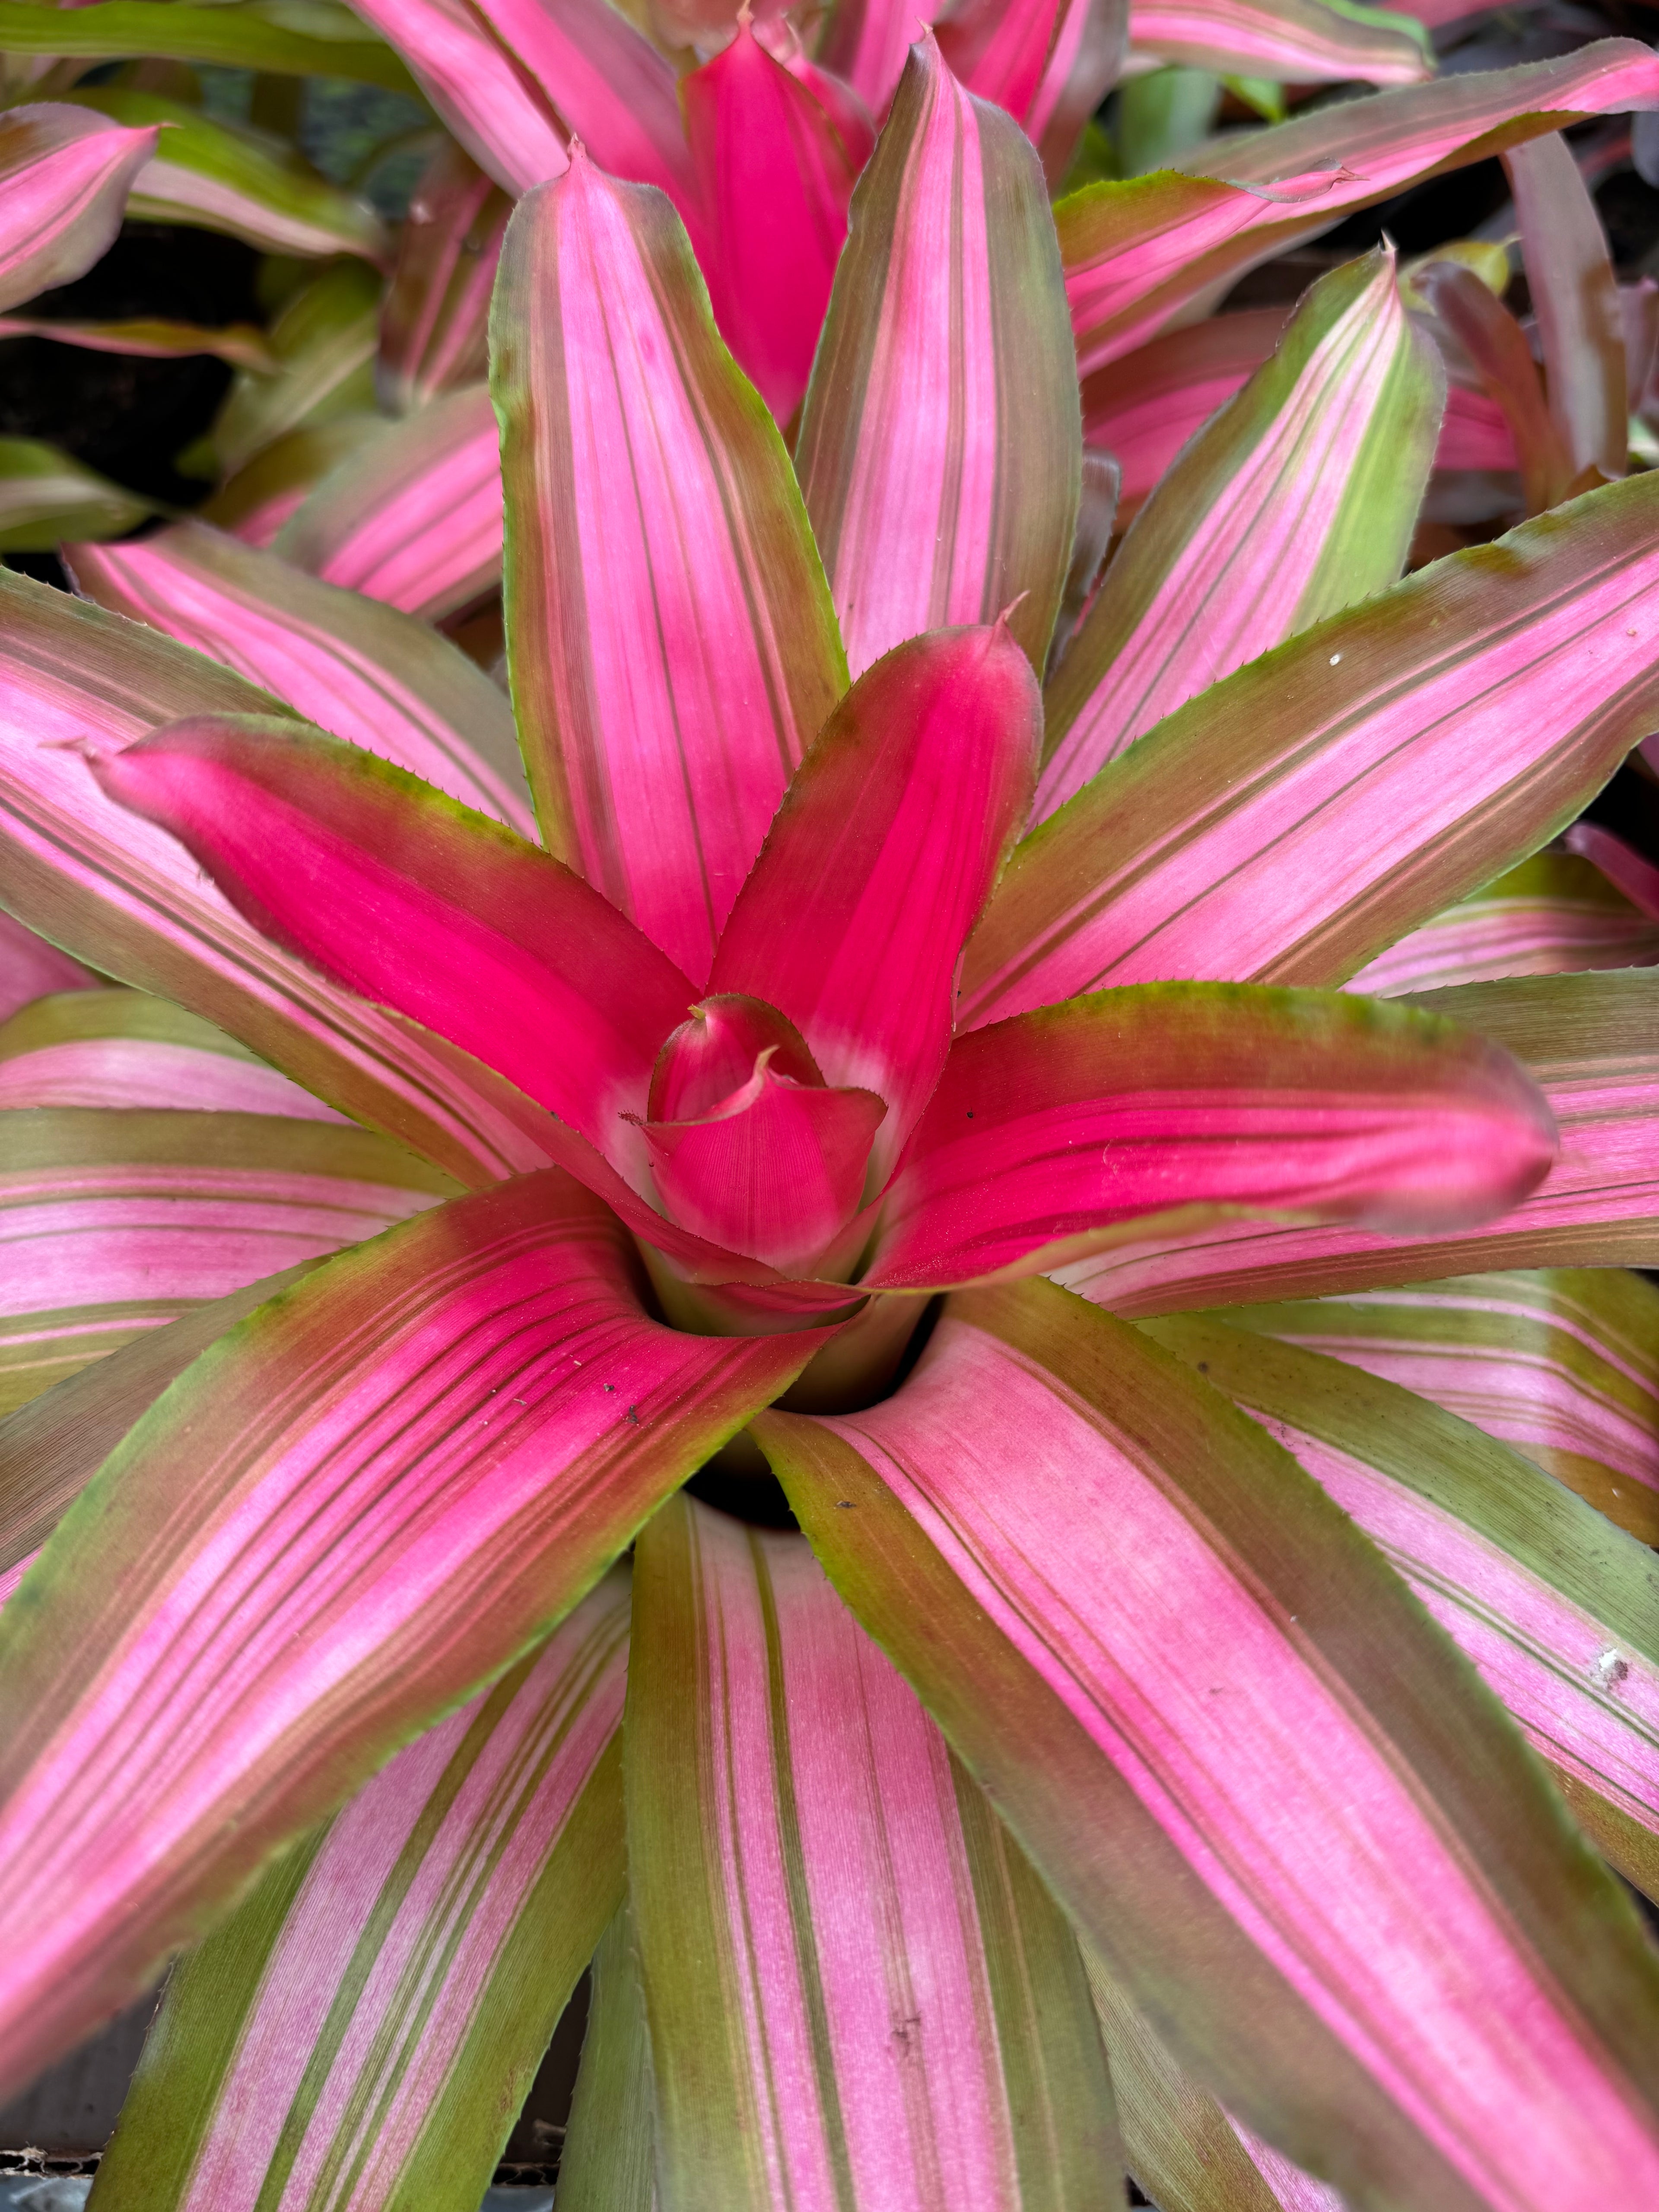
[556,1910,657,2212]
[0,3,421,93]
[0,437,150,550]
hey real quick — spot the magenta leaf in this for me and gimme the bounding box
[0,911,94,1029]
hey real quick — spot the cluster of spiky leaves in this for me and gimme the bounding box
[3,2,1659,2210]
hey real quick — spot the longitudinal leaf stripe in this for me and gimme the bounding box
[0,571,553,1187]
[0,1107,452,1416]
[0,104,159,317]
[795,35,1080,683]
[1146,1313,1659,1901]
[1346,852,1659,996]
[963,476,1659,1028]
[1127,0,1429,83]
[0,2,419,91]
[759,1281,1659,2209]
[626,1493,1119,2212]
[1056,972,1659,1313]
[1057,41,1659,374]
[556,1909,658,2212]
[90,1573,629,2212]
[1041,249,1441,812]
[378,144,510,412]
[0,1172,829,2090]
[1216,1269,1659,1544]
[492,155,846,986]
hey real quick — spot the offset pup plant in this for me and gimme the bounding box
[0,28,1658,2212]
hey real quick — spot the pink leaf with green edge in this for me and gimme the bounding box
[0,1169,831,2091]
[89,1573,629,2212]
[1345,851,1659,997]
[1417,260,1572,516]
[937,0,1129,188]
[1147,1312,1659,1901]
[712,625,1039,1188]
[0,102,159,315]
[0,572,555,1189]
[92,715,694,1177]
[1055,971,1659,1314]
[1566,820,1659,918]
[1506,131,1627,486]
[864,981,1554,1291]
[682,22,858,423]
[0,988,348,1121]
[68,523,535,834]
[814,0,944,116]
[962,474,1659,1030]
[639,1064,886,1279]
[0,910,94,1027]
[340,0,570,194]
[0,312,275,369]
[1210,1268,1659,1546]
[274,383,502,623]
[0,1106,454,1419]
[1087,1962,1345,2212]
[378,139,512,413]
[201,416,388,553]
[626,1491,1122,2212]
[757,1281,1659,2209]
[795,35,1081,681]
[555,1907,656,2212]
[1126,0,1431,84]
[493,157,845,988]
[1058,41,1659,376]
[1041,249,1443,815]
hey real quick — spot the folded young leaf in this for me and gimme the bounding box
[1506,131,1627,486]
[1057,972,1659,1312]
[866,981,1554,1289]
[207,259,381,480]
[493,156,845,985]
[90,1573,629,2212]
[1059,41,1659,374]
[0,910,95,1029]
[0,986,346,1120]
[0,573,553,1186]
[1212,1268,1659,1544]
[0,1170,828,2090]
[759,1281,1659,2209]
[627,1493,1121,2212]
[1147,1313,1659,1897]
[795,35,1080,680]
[963,474,1659,1027]
[713,625,1039,1185]
[0,1105,452,1416]
[1126,0,1430,85]
[556,1907,657,2212]
[0,102,159,317]
[0,436,150,552]
[70,522,535,833]
[0,1,420,92]
[274,383,502,622]
[938,0,1130,187]
[1344,852,1659,996]
[378,140,512,413]
[1042,248,1442,811]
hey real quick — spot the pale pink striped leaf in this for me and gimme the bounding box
[1059,41,1659,376]
[0,1105,452,1417]
[865,981,1554,1290]
[493,155,845,986]
[1506,131,1627,486]
[1148,1312,1659,1898]
[200,415,387,551]
[682,22,859,423]
[795,35,1081,680]
[0,1170,829,2089]
[0,910,94,1027]
[555,1908,657,2212]
[0,986,347,1120]
[1055,972,1659,1313]
[1210,1268,1659,1546]
[0,102,159,315]
[0,312,275,370]
[816,0,945,116]
[274,383,501,622]
[1345,851,1659,996]
[627,1492,1122,2212]
[378,138,512,413]
[758,1281,1659,2208]
[962,474,1659,1029]
[1417,260,1573,517]
[1565,820,1659,918]
[712,624,1039,1187]
[88,1573,629,2212]
[1126,0,1430,84]
[341,0,570,193]
[938,0,1130,187]
[0,572,556,1186]
[1086,1961,1345,2212]
[1042,248,1442,814]
[69,521,535,832]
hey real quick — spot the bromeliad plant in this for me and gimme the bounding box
[2,32,1659,2212]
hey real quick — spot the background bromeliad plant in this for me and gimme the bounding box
[1,4,1659,2212]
